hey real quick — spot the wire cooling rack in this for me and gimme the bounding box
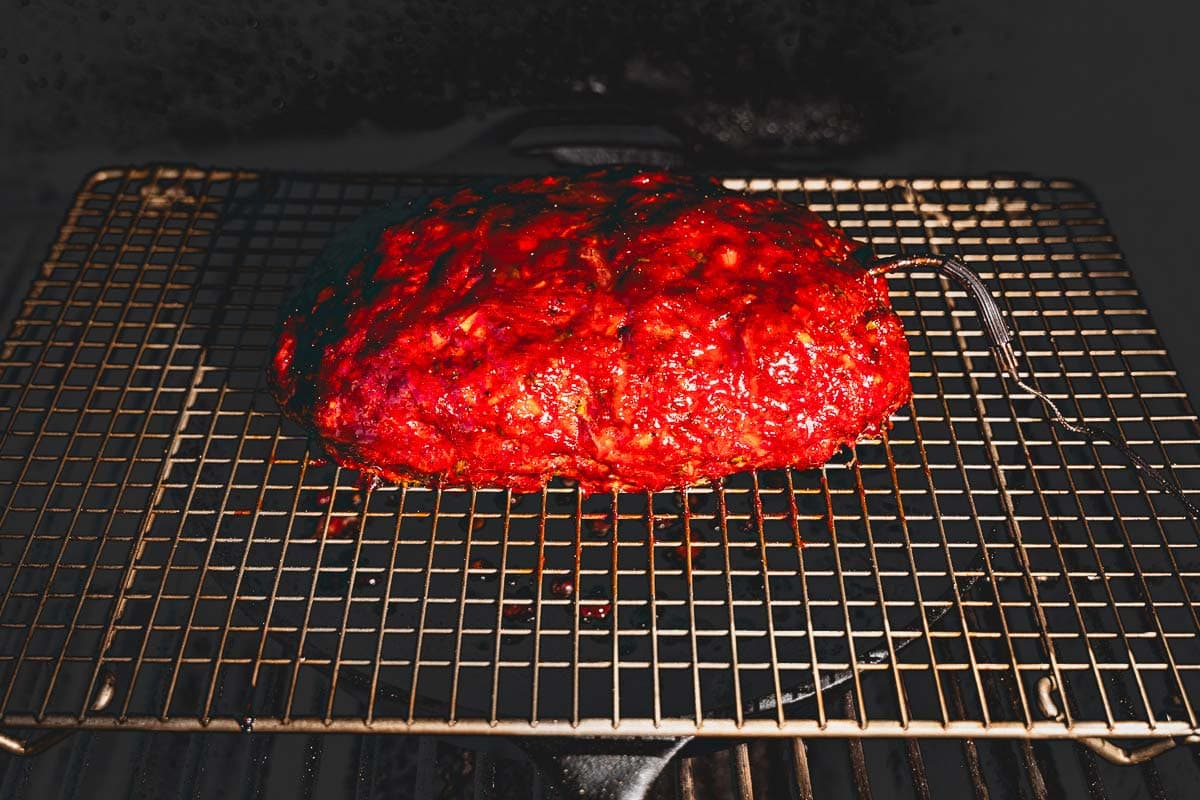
[0,166,1198,740]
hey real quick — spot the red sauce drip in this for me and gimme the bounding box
[671,542,703,562]
[587,514,614,538]
[502,602,535,622]
[325,515,358,538]
[580,601,612,622]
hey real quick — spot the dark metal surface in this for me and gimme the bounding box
[518,737,689,800]
[1,167,1199,742]
[1,690,1199,798]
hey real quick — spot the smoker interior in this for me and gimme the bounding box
[0,168,1199,751]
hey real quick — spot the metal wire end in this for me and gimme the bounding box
[870,252,1200,522]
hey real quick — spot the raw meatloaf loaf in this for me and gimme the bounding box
[269,170,911,493]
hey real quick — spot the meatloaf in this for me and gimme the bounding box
[268,170,911,493]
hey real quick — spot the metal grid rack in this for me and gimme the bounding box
[1,166,1198,740]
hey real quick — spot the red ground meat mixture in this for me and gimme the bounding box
[269,170,911,493]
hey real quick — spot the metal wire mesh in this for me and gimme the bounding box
[1,166,1198,738]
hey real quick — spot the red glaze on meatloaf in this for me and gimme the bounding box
[269,170,911,493]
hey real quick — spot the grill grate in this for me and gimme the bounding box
[1,166,1198,739]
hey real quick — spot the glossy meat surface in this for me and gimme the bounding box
[269,171,911,493]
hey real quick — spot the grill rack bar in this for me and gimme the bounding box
[0,166,1198,739]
